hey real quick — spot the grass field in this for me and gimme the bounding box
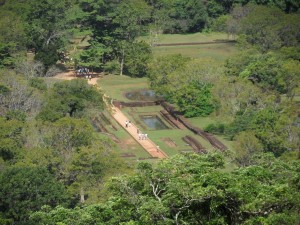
[141,32,232,44]
[100,75,149,101]
[153,43,237,62]
[140,32,237,61]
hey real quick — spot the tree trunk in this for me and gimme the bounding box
[80,188,85,203]
[120,49,125,76]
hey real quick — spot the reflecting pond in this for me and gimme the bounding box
[125,90,161,101]
[140,115,169,130]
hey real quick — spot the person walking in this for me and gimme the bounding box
[125,120,128,128]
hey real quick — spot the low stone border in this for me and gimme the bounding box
[182,135,207,154]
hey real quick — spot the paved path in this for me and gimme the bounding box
[111,107,168,159]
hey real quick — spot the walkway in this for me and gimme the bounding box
[111,107,168,159]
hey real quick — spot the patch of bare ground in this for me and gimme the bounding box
[55,70,76,80]
[118,138,140,152]
[54,70,103,85]
[162,138,177,148]
[120,153,136,158]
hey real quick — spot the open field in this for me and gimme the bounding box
[153,43,237,61]
[140,32,237,61]
[140,32,233,44]
[100,75,149,101]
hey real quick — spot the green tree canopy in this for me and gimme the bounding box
[38,79,103,122]
[29,153,300,224]
[0,166,69,224]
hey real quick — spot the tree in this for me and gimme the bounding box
[148,54,190,99]
[171,0,208,33]
[38,79,103,122]
[123,41,152,77]
[29,152,300,224]
[112,0,151,41]
[75,42,108,72]
[26,0,73,68]
[0,167,69,224]
[174,82,214,117]
[0,71,42,116]
[280,59,300,100]
[233,5,300,52]
[0,117,24,161]
[112,0,151,75]
[234,131,263,167]
[34,45,60,70]
[0,9,26,68]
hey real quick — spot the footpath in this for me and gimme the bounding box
[111,107,168,159]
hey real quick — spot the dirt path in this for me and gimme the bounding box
[55,70,100,85]
[54,70,168,159]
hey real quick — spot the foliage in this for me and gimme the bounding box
[0,43,15,68]
[38,79,103,122]
[174,82,214,117]
[75,42,107,71]
[230,5,300,52]
[148,54,190,98]
[123,41,152,77]
[29,153,300,224]
[0,71,42,116]
[0,116,24,161]
[34,45,60,70]
[168,0,208,33]
[0,166,69,224]
[233,131,263,167]
[204,122,225,134]
[28,78,47,91]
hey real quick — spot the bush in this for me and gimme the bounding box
[29,77,47,90]
[204,123,225,134]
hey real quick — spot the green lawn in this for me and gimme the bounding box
[99,75,149,101]
[139,32,237,61]
[153,43,237,62]
[141,32,233,44]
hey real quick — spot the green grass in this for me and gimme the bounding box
[185,117,217,129]
[99,75,149,101]
[139,32,237,61]
[153,43,237,62]
[141,32,233,44]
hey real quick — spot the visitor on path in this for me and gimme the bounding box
[128,121,131,127]
[138,133,142,140]
[145,134,148,140]
[156,146,160,152]
[125,120,128,128]
[137,128,140,134]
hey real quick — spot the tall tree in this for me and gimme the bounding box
[0,167,69,224]
[26,0,73,68]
